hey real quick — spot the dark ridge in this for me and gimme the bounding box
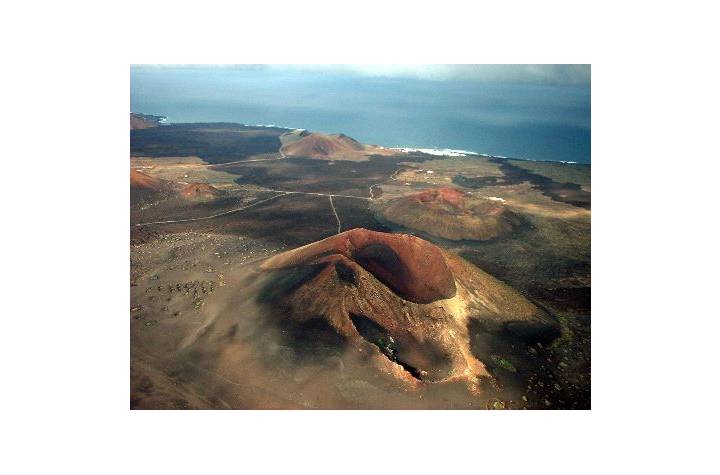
[334,262,358,286]
[349,314,423,380]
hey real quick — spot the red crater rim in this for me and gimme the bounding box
[260,228,457,304]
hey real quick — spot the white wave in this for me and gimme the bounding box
[391,147,479,157]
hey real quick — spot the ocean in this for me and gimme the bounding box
[130,66,591,164]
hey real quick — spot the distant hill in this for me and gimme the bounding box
[131,169,224,206]
[131,168,175,204]
[130,169,166,191]
[181,183,222,201]
[130,113,164,130]
[281,132,393,161]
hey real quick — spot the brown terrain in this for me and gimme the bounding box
[181,183,222,201]
[131,167,223,212]
[281,132,394,161]
[130,168,179,204]
[130,113,160,130]
[377,187,523,241]
[130,120,590,409]
[259,228,556,393]
[130,168,167,191]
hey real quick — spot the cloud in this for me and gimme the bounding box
[132,64,590,87]
[269,64,590,86]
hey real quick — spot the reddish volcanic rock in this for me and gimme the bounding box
[130,168,178,205]
[282,133,363,158]
[378,187,522,241]
[260,228,456,303]
[280,132,394,161]
[181,183,221,200]
[130,169,164,191]
[413,187,467,208]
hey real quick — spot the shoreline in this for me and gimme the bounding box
[136,113,590,166]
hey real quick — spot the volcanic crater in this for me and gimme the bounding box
[259,228,558,393]
[378,187,523,241]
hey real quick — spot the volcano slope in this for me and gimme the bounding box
[377,187,523,241]
[181,183,223,201]
[130,168,179,204]
[281,132,394,161]
[258,228,558,395]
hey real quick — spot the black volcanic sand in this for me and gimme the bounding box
[131,123,286,163]
[453,157,591,209]
[456,213,590,311]
[332,196,393,234]
[468,317,590,410]
[223,155,428,197]
[131,192,272,225]
[133,193,394,250]
[456,214,590,409]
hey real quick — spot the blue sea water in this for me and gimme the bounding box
[131,66,591,163]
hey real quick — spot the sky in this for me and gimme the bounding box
[138,64,590,87]
[270,64,590,86]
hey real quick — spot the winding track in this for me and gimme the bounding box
[134,148,403,229]
[134,188,370,228]
[256,188,370,200]
[328,196,341,233]
[134,193,285,227]
[369,166,404,200]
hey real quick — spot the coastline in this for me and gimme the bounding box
[138,113,589,165]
